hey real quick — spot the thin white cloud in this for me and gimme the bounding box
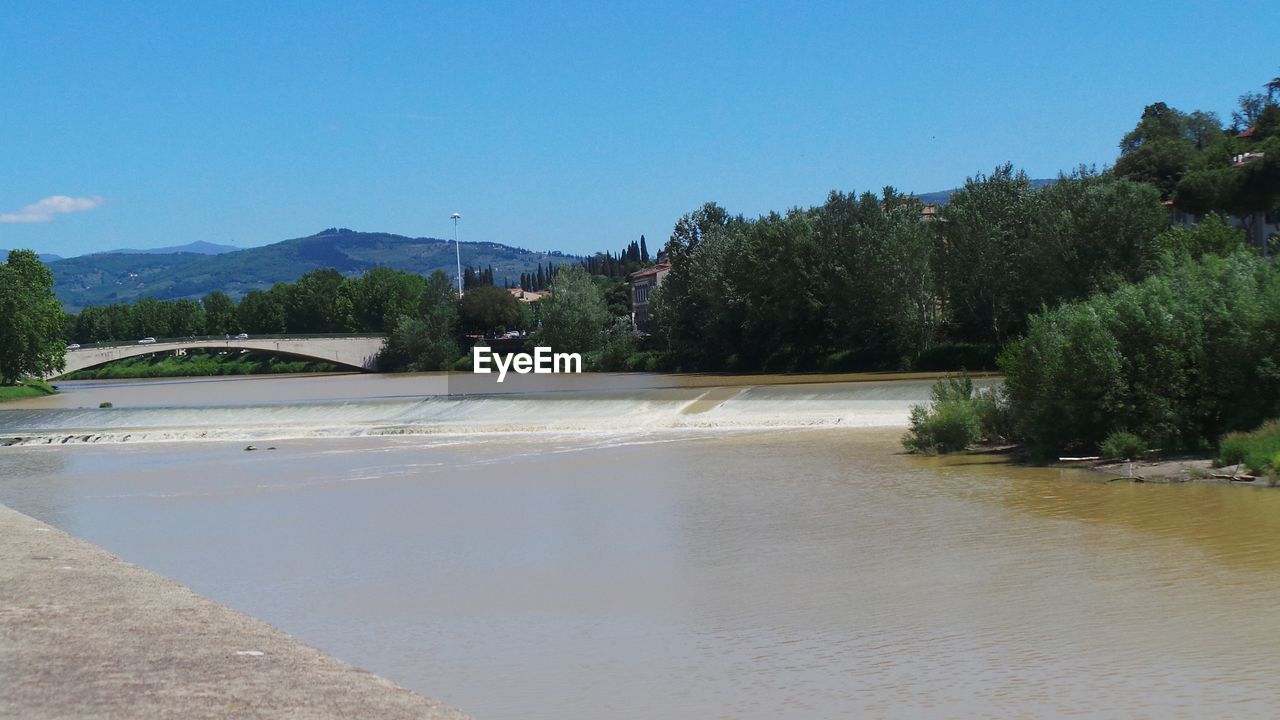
[0,195,104,223]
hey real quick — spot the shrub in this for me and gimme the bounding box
[1215,420,1280,473]
[973,386,1015,442]
[1101,431,1147,460]
[1217,432,1250,467]
[903,397,981,454]
[929,374,974,405]
[98,401,113,408]
[903,375,984,453]
[1001,251,1280,458]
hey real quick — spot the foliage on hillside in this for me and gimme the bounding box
[50,228,583,312]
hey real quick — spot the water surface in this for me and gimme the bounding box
[2,374,1279,718]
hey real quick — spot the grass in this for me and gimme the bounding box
[1217,420,1280,474]
[0,378,58,403]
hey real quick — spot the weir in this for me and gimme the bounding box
[0,378,997,446]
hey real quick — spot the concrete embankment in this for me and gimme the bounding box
[0,503,468,719]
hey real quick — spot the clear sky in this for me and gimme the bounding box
[2,1,1277,258]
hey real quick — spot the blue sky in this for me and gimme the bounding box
[2,1,1277,258]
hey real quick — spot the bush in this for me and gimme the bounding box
[1216,420,1280,473]
[98,401,112,408]
[1001,251,1280,458]
[1101,431,1147,460]
[903,397,981,454]
[1217,432,1251,467]
[902,375,985,453]
[973,386,1015,442]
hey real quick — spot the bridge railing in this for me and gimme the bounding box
[66,333,386,350]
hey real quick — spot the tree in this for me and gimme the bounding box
[1254,105,1280,142]
[283,269,349,332]
[237,288,287,334]
[816,188,940,368]
[352,267,427,332]
[937,165,1041,346]
[202,291,238,335]
[1115,102,1202,197]
[378,270,459,371]
[1030,171,1169,289]
[0,250,65,383]
[458,285,523,337]
[534,266,610,354]
[1175,167,1238,215]
[1114,139,1195,198]
[1150,214,1244,259]
[1119,102,1188,153]
[1233,92,1268,130]
[1185,110,1224,149]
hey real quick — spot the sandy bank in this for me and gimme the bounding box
[1087,457,1276,487]
[0,502,468,719]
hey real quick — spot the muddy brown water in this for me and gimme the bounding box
[3,373,1279,718]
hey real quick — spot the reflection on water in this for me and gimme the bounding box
[3,412,1280,718]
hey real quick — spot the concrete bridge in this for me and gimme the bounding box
[55,335,387,377]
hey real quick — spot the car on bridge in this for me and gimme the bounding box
[66,343,81,350]
[234,333,249,340]
[137,337,156,344]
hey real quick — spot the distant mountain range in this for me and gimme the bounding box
[1,249,63,263]
[913,178,1057,205]
[102,240,240,255]
[47,228,582,312]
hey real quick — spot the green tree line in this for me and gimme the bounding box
[66,266,431,342]
[648,168,1173,372]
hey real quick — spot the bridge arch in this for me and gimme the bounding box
[55,336,386,377]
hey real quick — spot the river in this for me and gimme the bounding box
[3,373,1280,718]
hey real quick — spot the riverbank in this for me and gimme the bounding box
[0,502,468,719]
[923,440,1279,487]
[0,379,56,403]
[1086,456,1278,486]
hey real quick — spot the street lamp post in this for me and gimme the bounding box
[450,212,462,297]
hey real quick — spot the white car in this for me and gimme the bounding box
[66,343,81,350]
[137,337,156,344]
[234,333,249,340]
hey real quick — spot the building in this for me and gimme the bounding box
[507,287,550,304]
[628,251,671,330]
[1225,152,1277,253]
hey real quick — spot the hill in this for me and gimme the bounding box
[50,228,582,312]
[104,240,240,255]
[1,249,63,263]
